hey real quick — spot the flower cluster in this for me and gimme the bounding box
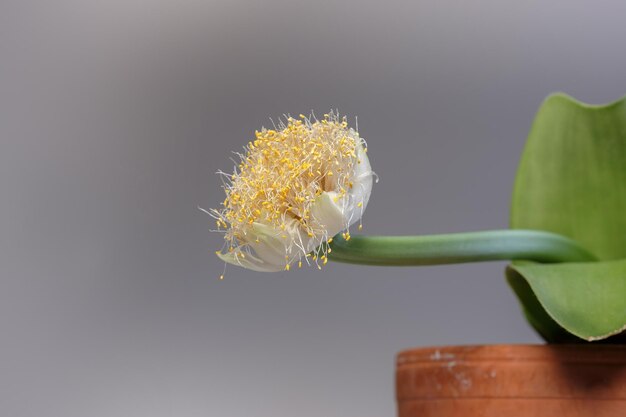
[211,111,374,273]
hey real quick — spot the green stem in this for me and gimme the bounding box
[328,230,597,266]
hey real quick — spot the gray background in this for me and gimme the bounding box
[2,1,626,416]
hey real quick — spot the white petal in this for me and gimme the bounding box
[216,250,284,272]
[245,222,288,265]
[349,145,374,214]
[309,191,346,240]
[332,144,374,228]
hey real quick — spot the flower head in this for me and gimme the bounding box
[211,111,374,272]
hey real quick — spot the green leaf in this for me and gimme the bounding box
[505,265,584,343]
[507,261,626,342]
[509,93,626,342]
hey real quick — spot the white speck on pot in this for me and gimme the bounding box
[430,350,456,361]
[443,360,472,390]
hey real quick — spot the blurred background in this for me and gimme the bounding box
[2,1,626,416]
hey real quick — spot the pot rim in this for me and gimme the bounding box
[397,344,626,366]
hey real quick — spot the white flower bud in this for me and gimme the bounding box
[211,112,374,272]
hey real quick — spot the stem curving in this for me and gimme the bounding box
[328,230,597,266]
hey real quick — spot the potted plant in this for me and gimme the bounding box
[209,96,626,416]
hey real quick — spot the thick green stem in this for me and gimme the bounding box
[328,229,597,266]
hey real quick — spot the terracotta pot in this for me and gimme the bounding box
[396,344,626,417]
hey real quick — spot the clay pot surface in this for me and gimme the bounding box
[396,344,626,417]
